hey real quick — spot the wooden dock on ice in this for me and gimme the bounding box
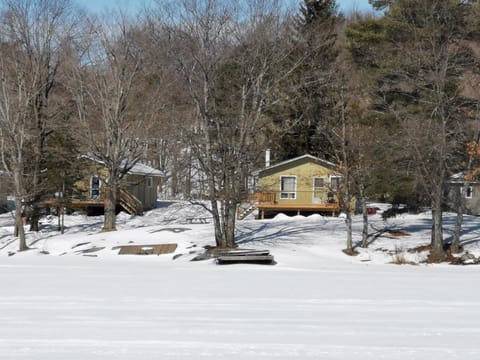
[216,249,275,265]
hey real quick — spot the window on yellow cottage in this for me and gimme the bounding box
[313,176,326,203]
[280,176,296,199]
[330,176,341,191]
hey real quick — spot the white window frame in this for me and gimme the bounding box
[90,175,101,198]
[329,175,342,191]
[464,186,473,199]
[280,175,297,199]
[313,176,326,202]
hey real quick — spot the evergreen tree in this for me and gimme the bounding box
[297,0,338,30]
[347,0,479,261]
[272,0,340,162]
[368,0,393,10]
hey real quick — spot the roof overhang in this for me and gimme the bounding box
[253,154,338,177]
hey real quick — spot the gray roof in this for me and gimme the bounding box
[82,154,163,177]
[127,162,163,177]
[254,154,338,176]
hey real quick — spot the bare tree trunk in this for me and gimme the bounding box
[451,185,463,254]
[14,196,27,251]
[225,201,237,248]
[338,88,355,255]
[360,186,369,248]
[345,211,353,253]
[210,198,226,248]
[452,209,463,254]
[430,190,446,261]
[103,182,117,232]
[13,168,27,251]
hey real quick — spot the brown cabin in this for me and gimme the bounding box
[239,154,342,219]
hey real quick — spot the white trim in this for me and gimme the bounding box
[280,175,297,200]
[312,176,326,203]
[464,186,473,199]
[90,175,101,198]
[329,175,341,191]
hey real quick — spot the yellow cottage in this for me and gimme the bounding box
[245,154,342,219]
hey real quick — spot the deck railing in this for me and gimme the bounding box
[248,192,276,204]
[44,188,143,215]
[250,190,338,205]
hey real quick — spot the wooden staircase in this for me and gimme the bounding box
[119,189,143,215]
[237,201,258,220]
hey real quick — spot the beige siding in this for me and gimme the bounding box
[259,162,340,206]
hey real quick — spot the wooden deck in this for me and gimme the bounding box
[240,191,341,219]
[257,203,340,218]
[43,189,143,215]
[44,198,104,208]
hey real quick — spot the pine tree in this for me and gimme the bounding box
[297,0,338,30]
[347,0,479,261]
[272,0,340,162]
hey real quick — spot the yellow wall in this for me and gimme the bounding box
[258,161,340,205]
[73,161,107,198]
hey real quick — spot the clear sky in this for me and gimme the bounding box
[78,0,374,15]
[338,0,373,12]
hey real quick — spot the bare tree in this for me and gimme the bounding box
[0,0,79,232]
[331,81,375,254]
[157,0,295,248]
[0,0,78,249]
[130,21,198,200]
[71,13,148,231]
[0,43,30,250]
[325,18,380,254]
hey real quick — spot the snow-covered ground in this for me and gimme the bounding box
[1,201,480,359]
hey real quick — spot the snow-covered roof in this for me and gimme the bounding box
[127,162,163,177]
[448,171,480,184]
[254,154,338,176]
[81,154,163,177]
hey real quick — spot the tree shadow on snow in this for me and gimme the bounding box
[235,223,321,247]
[443,216,480,247]
[355,217,433,249]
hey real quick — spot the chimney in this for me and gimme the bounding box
[265,149,271,168]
